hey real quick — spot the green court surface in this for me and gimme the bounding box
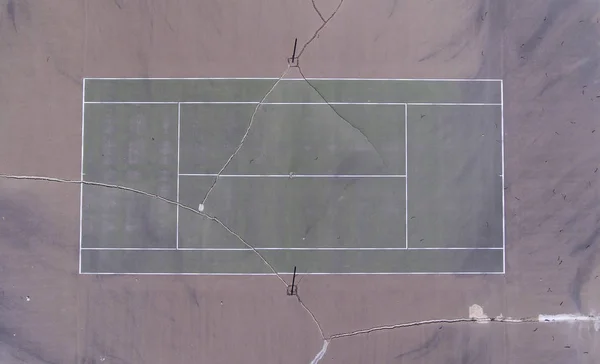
[80,78,504,274]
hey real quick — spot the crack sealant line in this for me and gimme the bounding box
[310,340,329,364]
[297,0,345,59]
[201,66,292,206]
[328,318,478,341]
[326,314,600,341]
[297,65,388,169]
[0,174,287,285]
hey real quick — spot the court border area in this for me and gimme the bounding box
[79,77,505,275]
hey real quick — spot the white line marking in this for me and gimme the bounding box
[406,247,503,250]
[176,103,181,250]
[82,247,180,251]
[81,247,503,251]
[79,78,85,274]
[501,79,506,273]
[84,77,503,82]
[79,271,505,275]
[84,101,502,106]
[405,105,409,249]
[85,101,180,104]
[179,174,406,178]
[407,103,501,106]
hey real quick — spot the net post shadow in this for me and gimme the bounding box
[287,38,299,67]
[287,266,298,296]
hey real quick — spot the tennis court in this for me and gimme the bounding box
[80,78,504,274]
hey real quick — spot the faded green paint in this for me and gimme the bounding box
[85,79,500,104]
[81,249,503,274]
[80,79,504,273]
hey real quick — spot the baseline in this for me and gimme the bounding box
[80,247,503,251]
[83,77,503,82]
[84,101,501,106]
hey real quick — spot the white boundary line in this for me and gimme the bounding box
[406,247,503,250]
[501,79,506,274]
[176,103,181,250]
[79,271,505,275]
[84,101,502,106]
[405,103,500,106]
[79,79,86,274]
[178,174,406,178]
[82,247,178,251]
[80,247,503,251]
[84,77,503,82]
[405,105,409,249]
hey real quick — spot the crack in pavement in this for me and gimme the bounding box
[0,174,287,286]
[200,66,292,206]
[297,294,326,339]
[329,318,486,340]
[327,315,600,340]
[311,0,326,23]
[297,0,345,60]
[311,314,600,362]
[298,65,389,170]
